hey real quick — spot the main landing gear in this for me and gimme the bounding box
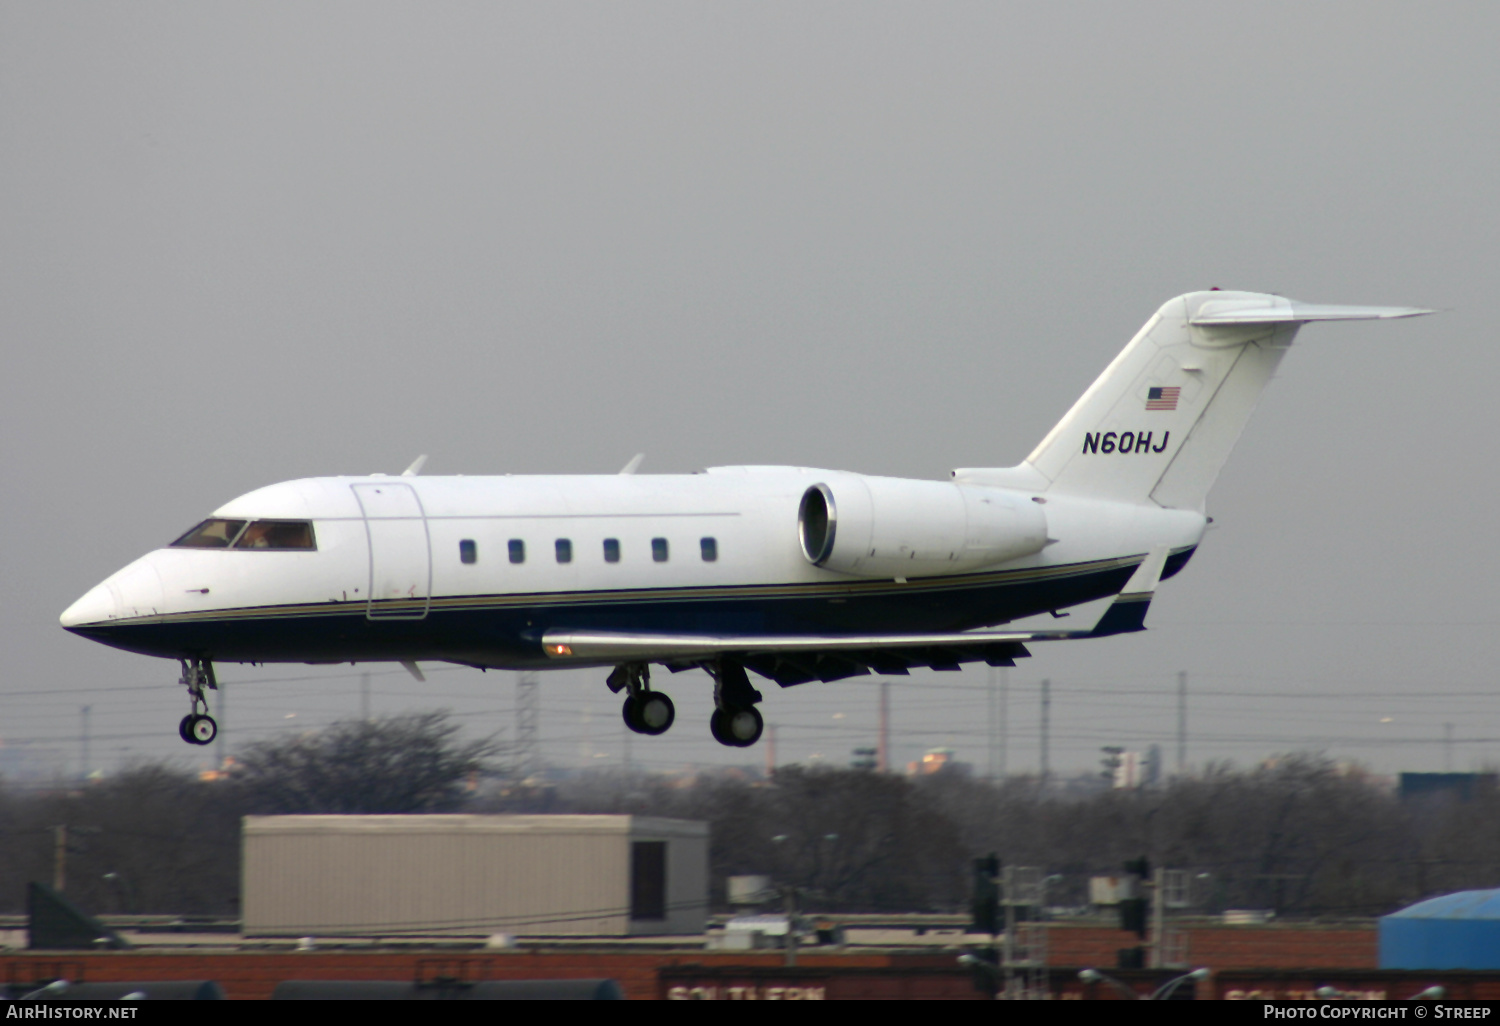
[177,657,218,746]
[604,658,765,748]
[609,663,676,737]
[707,659,763,749]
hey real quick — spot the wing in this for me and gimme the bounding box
[541,547,1170,686]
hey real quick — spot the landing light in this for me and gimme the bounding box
[548,643,573,656]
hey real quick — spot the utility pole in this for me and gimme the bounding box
[1040,679,1050,787]
[1176,671,1187,775]
[877,679,889,772]
[987,667,997,780]
[622,709,632,774]
[53,825,67,892]
[79,706,90,782]
[1149,867,1166,968]
[1445,723,1454,772]
[1000,667,1009,779]
[360,672,371,722]
[765,725,776,778]
[782,885,800,967]
[515,671,540,779]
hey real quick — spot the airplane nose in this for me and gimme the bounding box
[61,559,164,630]
[61,582,118,629]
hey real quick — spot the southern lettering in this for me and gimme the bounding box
[1082,430,1169,455]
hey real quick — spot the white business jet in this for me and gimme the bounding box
[61,291,1428,748]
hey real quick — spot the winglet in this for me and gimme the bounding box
[401,455,429,477]
[1090,545,1170,637]
[619,453,645,475]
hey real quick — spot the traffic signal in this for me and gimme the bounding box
[970,854,1000,936]
[1120,856,1150,936]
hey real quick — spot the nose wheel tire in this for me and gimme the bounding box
[622,693,675,736]
[180,713,218,746]
[710,706,763,748]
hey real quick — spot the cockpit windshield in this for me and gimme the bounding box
[171,519,247,548]
[234,520,315,549]
[170,519,315,550]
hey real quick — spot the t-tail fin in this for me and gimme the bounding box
[1013,291,1430,510]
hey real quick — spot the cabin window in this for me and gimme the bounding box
[700,537,718,562]
[555,538,572,564]
[232,520,316,550]
[652,538,669,562]
[604,538,620,563]
[459,539,477,564]
[171,519,247,549]
[508,539,525,564]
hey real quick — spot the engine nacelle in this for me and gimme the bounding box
[797,475,1047,578]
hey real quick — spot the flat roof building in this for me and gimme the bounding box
[242,814,708,938]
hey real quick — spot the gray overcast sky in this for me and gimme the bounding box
[4,2,1498,780]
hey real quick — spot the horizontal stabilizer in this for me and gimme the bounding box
[1190,299,1433,325]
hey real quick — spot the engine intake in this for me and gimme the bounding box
[797,476,1047,578]
[798,483,837,565]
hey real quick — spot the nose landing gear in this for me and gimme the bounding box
[609,663,676,736]
[177,657,219,746]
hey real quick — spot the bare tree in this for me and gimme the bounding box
[0,764,242,916]
[234,713,501,814]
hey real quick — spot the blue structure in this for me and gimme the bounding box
[1380,890,1500,969]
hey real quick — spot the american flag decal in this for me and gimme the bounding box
[1146,386,1180,411]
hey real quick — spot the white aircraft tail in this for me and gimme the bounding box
[1001,291,1429,511]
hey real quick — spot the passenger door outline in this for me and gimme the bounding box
[351,482,432,620]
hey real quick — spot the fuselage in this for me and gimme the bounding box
[60,465,1205,669]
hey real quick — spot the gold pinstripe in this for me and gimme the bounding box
[93,549,1186,628]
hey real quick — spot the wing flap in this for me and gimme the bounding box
[541,627,1067,663]
[540,548,1167,675]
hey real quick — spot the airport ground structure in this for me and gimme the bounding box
[0,917,1493,999]
[6,744,1500,997]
